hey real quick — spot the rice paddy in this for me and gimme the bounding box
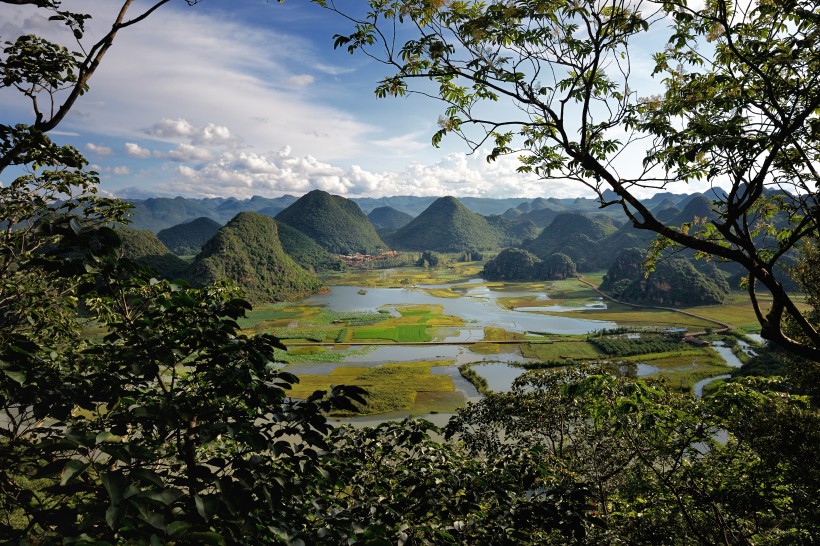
[233,269,773,415]
[287,361,461,415]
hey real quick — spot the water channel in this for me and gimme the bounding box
[291,280,752,424]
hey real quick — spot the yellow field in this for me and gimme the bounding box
[288,361,458,415]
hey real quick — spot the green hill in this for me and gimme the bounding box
[387,196,522,252]
[368,206,414,231]
[116,228,190,279]
[157,217,222,255]
[188,212,324,303]
[275,190,387,255]
[524,212,618,270]
[274,220,344,273]
[601,249,729,307]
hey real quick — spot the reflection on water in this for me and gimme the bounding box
[473,362,527,392]
[305,284,616,335]
[693,374,730,397]
[299,279,616,426]
[710,342,743,368]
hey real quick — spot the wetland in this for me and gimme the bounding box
[241,265,763,419]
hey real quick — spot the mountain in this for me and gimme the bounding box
[523,212,619,270]
[368,206,414,232]
[214,194,299,221]
[157,217,222,255]
[188,212,323,303]
[126,197,219,231]
[482,248,543,281]
[387,196,522,252]
[273,220,343,273]
[601,249,729,307]
[275,190,387,255]
[481,248,578,281]
[116,228,189,279]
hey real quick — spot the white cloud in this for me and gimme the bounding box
[165,143,214,162]
[86,143,113,156]
[112,166,131,175]
[146,118,195,139]
[44,3,376,163]
[124,142,151,158]
[192,123,237,146]
[148,145,582,200]
[286,74,315,87]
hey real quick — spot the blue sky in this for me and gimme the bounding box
[1,0,710,200]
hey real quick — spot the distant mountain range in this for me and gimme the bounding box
[116,188,756,307]
[123,191,717,233]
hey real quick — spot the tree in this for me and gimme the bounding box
[321,0,820,360]
[0,3,363,543]
[445,366,820,544]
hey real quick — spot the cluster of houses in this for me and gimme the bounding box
[336,250,400,267]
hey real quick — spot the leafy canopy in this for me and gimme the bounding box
[321,0,820,360]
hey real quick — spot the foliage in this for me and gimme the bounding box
[276,189,387,255]
[590,333,693,357]
[321,0,820,360]
[416,249,446,268]
[445,366,819,543]
[156,216,222,256]
[524,213,618,271]
[367,205,414,231]
[188,211,325,303]
[603,249,730,307]
[482,247,543,281]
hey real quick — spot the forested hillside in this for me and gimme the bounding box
[117,228,190,279]
[523,212,619,271]
[156,216,222,255]
[601,249,730,307]
[274,219,344,272]
[367,206,414,233]
[188,212,324,302]
[276,190,387,255]
[388,196,530,252]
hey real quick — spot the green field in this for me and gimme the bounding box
[521,340,603,361]
[353,324,431,342]
[232,271,775,405]
[622,349,732,391]
[288,361,461,415]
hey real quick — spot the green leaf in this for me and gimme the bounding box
[186,532,225,545]
[167,520,191,538]
[195,494,219,521]
[60,459,88,486]
[2,369,25,384]
[95,431,121,444]
[101,470,126,504]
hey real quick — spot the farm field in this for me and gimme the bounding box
[238,267,769,416]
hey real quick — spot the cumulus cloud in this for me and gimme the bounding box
[165,143,215,162]
[112,166,131,175]
[86,143,113,156]
[124,142,151,158]
[147,145,583,200]
[146,118,195,139]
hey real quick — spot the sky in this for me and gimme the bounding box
[0,0,711,201]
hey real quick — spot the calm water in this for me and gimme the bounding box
[297,280,746,424]
[305,283,616,335]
